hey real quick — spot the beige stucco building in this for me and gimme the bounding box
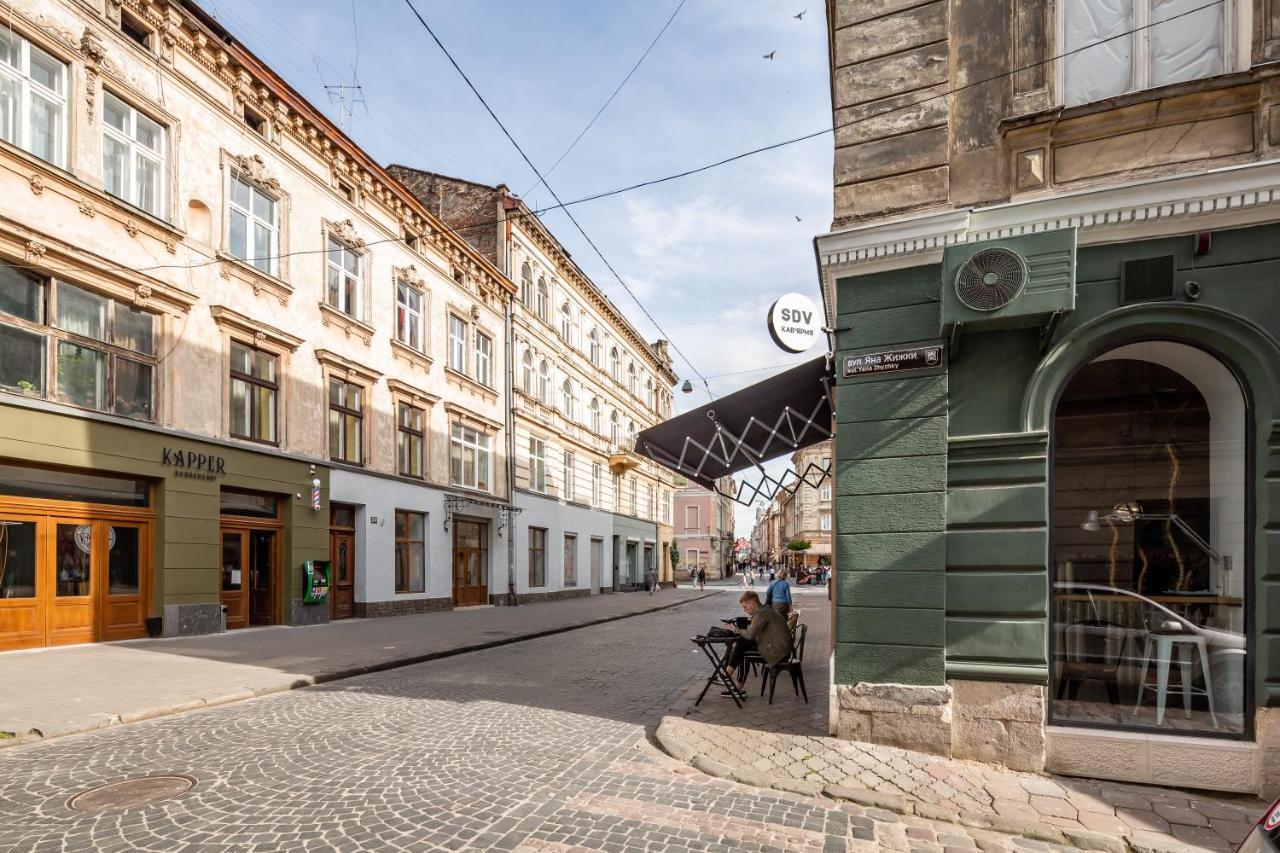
[0,0,517,649]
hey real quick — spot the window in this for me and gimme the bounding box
[448,314,467,373]
[560,378,575,421]
[119,12,152,49]
[563,451,575,502]
[395,281,424,352]
[0,29,67,167]
[475,332,493,387]
[328,377,363,465]
[0,274,156,420]
[528,527,546,587]
[591,538,603,588]
[242,104,266,136]
[629,477,637,515]
[529,436,547,492]
[1063,0,1232,108]
[820,511,832,531]
[394,510,425,594]
[102,91,164,217]
[589,328,601,365]
[450,423,491,491]
[591,462,602,507]
[589,396,602,434]
[521,350,534,395]
[627,363,637,396]
[563,533,577,586]
[610,347,620,382]
[610,410,621,445]
[228,171,278,275]
[820,484,832,502]
[520,262,532,306]
[538,359,550,402]
[612,473,621,512]
[536,277,548,322]
[229,341,277,443]
[686,548,699,567]
[324,237,362,318]
[397,402,425,478]
[646,377,655,411]
[686,505,700,532]
[559,301,572,340]
[660,490,670,524]
[647,483,655,520]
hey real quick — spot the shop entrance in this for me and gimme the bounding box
[329,504,357,620]
[0,465,152,651]
[220,490,282,629]
[452,518,488,606]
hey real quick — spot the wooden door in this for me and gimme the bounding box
[100,521,148,641]
[220,529,248,630]
[329,530,355,620]
[0,514,43,651]
[247,529,276,626]
[452,519,488,606]
[48,519,96,646]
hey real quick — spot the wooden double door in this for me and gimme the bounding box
[220,526,279,629]
[0,506,151,651]
[452,518,489,606]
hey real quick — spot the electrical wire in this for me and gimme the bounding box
[522,0,688,199]
[399,0,712,391]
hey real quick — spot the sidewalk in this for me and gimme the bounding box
[656,590,1265,853]
[0,587,717,748]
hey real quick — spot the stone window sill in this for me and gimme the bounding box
[318,302,375,346]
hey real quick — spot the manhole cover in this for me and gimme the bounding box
[68,775,195,813]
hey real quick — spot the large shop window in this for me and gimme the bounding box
[1051,342,1247,736]
[1063,0,1231,108]
[0,270,155,420]
[0,28,67,167]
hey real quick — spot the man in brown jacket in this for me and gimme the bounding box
[722,590,794,698]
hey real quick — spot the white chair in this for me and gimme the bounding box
[1133,623,1218,729]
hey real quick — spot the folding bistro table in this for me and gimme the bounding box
[692,633,743,708]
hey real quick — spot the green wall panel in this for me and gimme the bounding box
[946,573,1046,617]
[837,532,945,572]
[837,571,945,608]
[837,302,941,350]
[838,492,945,534]
[835,642,945,685]
[838,454,947,496]
[839,606,945,647]
[836,374,947,424]
[838,416,946,459]
[946,484,1047,527]
[946,528,1047,569]
[947,617,1045,663]
[836,267,939,314]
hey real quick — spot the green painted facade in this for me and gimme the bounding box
[0,403,330,628]
[834,222,1280,711]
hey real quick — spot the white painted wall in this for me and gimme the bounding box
[513,490,615,594]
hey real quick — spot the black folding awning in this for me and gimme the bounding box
[635,355,834,505]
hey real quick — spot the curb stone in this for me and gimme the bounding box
[691,755,732,778]
[1062,829,1128,853]
[2,591,722,752]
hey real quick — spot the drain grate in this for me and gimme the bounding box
[68,775,195,813]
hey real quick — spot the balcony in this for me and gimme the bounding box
[608,437,643,473]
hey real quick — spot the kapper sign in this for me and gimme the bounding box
[767,293,821,354]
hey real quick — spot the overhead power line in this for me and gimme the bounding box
[522,0,688,199]
[398,0,712,389]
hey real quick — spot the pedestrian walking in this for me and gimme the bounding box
[765,568,793,617]
[646,566,659,595]
[696,567,706,590]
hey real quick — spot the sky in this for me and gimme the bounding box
[202,0,835,536]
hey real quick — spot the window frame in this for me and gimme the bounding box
[528,526,546,588]
[536,278,549,322]
[227,169,279,276]
[521,350,534,395]
[228,339,279,445]
[0,28,68,169]
[394,509,426,594]
[395,279,426,353]
[563,532,577,586]
[686,505,700,531]
[101,89,166,218]
[324,236,363,320]
[563,450,575,502]
[327,376,365,466]
[529,435,547,493]
[396,400,426,479]
[591,462,602,507]
[448,314,468,374]
[449,422,492,492]
[475,330,493,387]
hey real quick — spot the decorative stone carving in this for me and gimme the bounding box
[78,197,96,218]
[326,218,365,248]
[231,153,280,192]
[105,0,124,25]
[392,264,426,289]
[25,241,46,262]
[80,29,105,122]
[134,285,152,304]
[218,262,232,280]
[163,239,176,255]
[28,174,43,195]
[124,220,139,238]
[253,331,267,344]
[1016,148,1046,191]
[469,304,481,321]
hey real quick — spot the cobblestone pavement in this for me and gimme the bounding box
[0,591,1112,852]
[659,588,1265,853]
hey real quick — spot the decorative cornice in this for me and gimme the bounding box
[318,302,374,346]
[392,263,428,290]
[386,377,440,407]
[314,348,382,384]
[209,305,302,351]
[443,401,504,433]
[231,152,280,192]
[323,217,365,249]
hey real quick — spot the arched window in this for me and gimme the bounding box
[589,396,602,434]
[1050,341,1247,736]
[589,328,601,366]
[560,301,572,341]
[610,347,620,381]
[520,261,532,306]
[645,376,655,411]
[538,359,550,402]
[626,418,636,444]
[561,378,575,420]
[609,410,620,445]
[536,277,548,322]
[521,350,534,395]
[627,363,637,396]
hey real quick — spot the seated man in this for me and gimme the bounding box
[722,590,793,698]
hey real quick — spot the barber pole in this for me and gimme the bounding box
[311,478,321,511]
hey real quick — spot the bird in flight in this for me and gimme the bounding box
[763,50,776,60]
[794,215,802,222]
[794,10,806,19]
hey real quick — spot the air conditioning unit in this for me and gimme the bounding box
[940,229,1077,345]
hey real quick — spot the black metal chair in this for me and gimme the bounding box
[761,622,808,704]
[1056,620,1126,706]
[739,609,800,684]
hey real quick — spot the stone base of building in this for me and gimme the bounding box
[353,597,454,618]
[290,599,329,627]
[494,588,592,606]
[838,681,1278,795]
[161,603,223,638]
